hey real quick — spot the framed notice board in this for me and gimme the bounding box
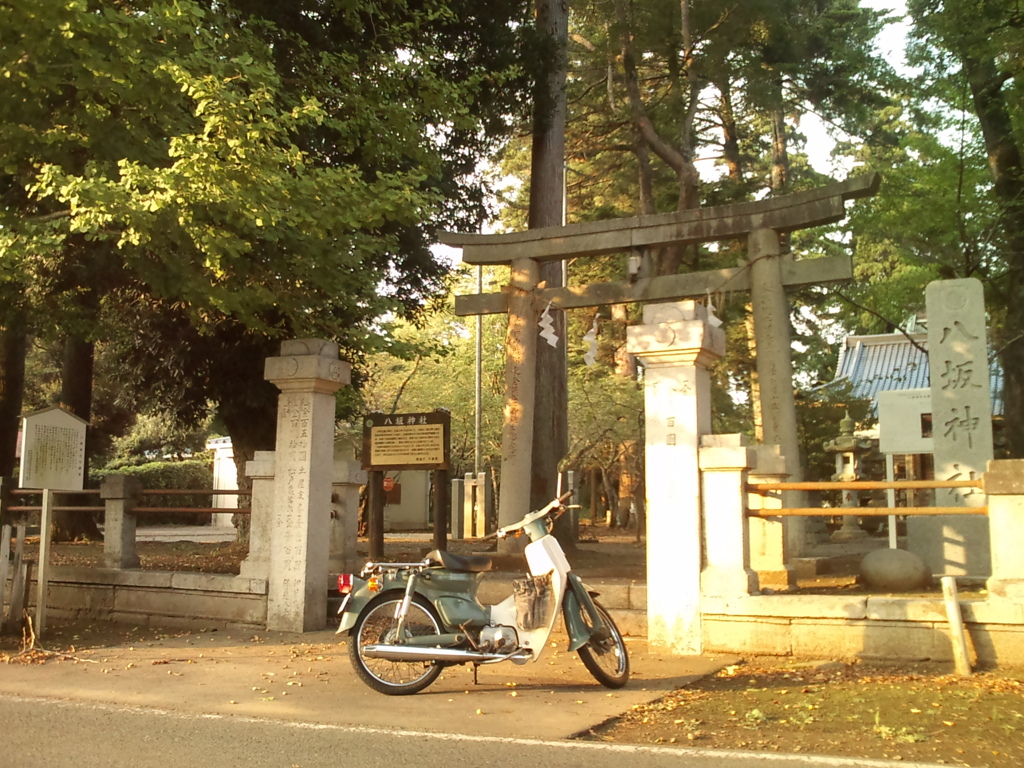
[361,411,451,471]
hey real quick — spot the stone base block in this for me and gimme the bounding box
[756,567,797,592]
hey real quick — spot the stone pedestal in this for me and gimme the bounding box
[240,451,276,580]
[984,460,1024,601]
[699,435,758,598]
[264,339,350,632]
[747,444,797,590]
[330,457,365,574]
[101,475,141,569]
[627,300,725,654]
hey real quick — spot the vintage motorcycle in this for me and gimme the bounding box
[336,492,630,695]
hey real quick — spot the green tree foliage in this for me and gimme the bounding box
[0,1,536,490]
[904,0,1024,456]
[490,1,897,483]
[357,283,508,477]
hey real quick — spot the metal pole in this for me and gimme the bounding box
[475,266,483,476]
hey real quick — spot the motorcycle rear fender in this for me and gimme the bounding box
[335,571,413,634]
[336,569,486,634]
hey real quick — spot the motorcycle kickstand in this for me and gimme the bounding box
[472,663,480,685]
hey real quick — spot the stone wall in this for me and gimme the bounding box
[24,567,1024,665]
[35,566,267,628]
[701,595,1024,667]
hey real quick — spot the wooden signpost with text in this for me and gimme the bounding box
[361,411,451,557]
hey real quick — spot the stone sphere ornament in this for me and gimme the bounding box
[859,548,932,592]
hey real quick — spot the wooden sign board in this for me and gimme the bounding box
[362,411,450,471]
[19,406,87,491]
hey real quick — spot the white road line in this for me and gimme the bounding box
[0,693,946,768]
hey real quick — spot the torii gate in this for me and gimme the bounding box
[440,174,879,554]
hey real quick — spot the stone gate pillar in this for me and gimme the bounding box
[984,460,1024,601]
[264,339,350,632]
[627,301,725,653]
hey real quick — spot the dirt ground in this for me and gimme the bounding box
[6,527,1024,766]
[586,657,1024,767]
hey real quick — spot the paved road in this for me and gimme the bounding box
[0,694,944,768]
[0,627,945,768]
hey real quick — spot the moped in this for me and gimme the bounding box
[336,492,630,695]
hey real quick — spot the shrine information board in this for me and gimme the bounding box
[362,411,450,471]
[19,406,87,491]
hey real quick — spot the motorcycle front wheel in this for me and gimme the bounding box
[348,593,444,695]
[572,600,630,688]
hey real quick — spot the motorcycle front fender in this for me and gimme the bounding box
[562,574,604,652]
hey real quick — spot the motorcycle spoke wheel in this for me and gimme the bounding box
[348,594,444,695]
[575,600,630,688]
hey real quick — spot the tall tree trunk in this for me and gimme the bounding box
[717,79,743,192]
[529,0,571,546]
[54,334,102,541]
[220,395,278,545]
[60,335,95,418]
[614,0,701,275]
[0,319,28,480]
[770,102,789,195]
[959,51,1024,458]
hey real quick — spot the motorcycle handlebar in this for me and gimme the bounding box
[495,491,575,537]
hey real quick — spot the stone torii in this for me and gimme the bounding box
[440,174,879,552]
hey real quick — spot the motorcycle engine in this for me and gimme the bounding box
[478,625,518,652]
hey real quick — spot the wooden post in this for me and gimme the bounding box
[367,470,385,560]
[35,489,55,637]
[8,523,26,629]
[941,575,973,676]
[0,523,10,632]
[432,468,448,552]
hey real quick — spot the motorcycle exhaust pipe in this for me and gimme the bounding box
[362,644,530,664]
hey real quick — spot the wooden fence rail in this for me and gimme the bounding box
[747,477,987,518]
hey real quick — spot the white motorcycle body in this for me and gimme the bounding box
[487,534,571,661]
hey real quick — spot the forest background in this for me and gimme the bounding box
[1,0,1022,539]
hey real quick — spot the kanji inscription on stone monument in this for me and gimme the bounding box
[911,278,994,577]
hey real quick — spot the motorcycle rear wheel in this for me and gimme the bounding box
[348,593,444,695]
[573,600,630,688]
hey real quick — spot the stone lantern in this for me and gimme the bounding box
[824,411,874,541]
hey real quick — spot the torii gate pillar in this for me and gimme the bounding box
[748,228,809,551]
[495,258,541,542]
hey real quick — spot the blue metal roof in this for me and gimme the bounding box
[816,332,1003,415]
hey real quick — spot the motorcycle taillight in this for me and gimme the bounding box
[337,574,354,594]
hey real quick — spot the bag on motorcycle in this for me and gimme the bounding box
[512,571,554,630]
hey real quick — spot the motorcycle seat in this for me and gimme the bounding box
[425,549,493,573]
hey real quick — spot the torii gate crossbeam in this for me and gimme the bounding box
[440,174,879,556]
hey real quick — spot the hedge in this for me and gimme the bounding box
[93,458,216,525]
